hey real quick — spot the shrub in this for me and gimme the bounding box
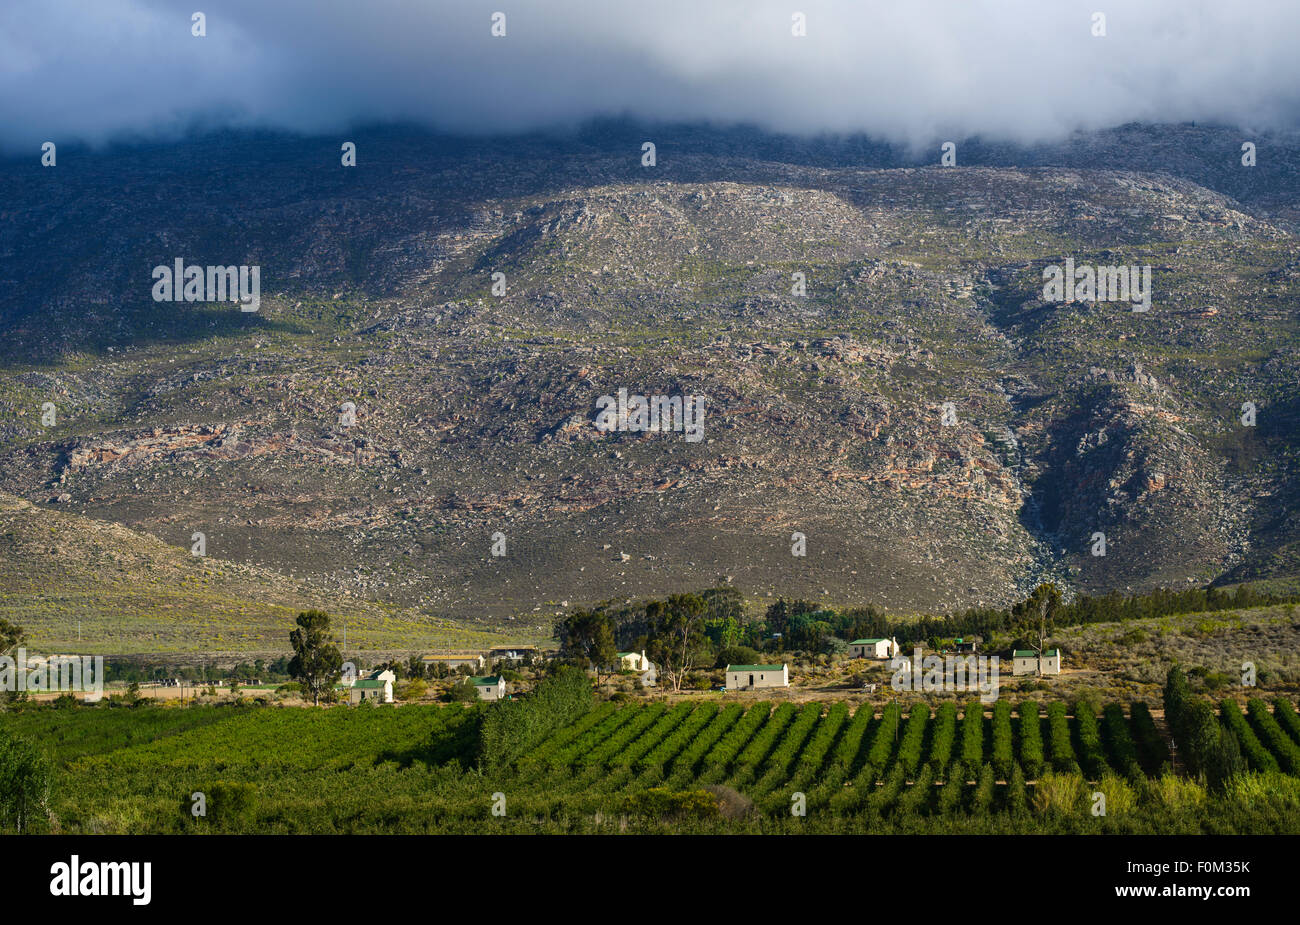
[896,764,934,816]
[703,703,772,772]
[1006,765,1029,816]
[1073,700,1107,779]
[991,700,1014,780]
[1101,703,1143,781]
[1018,702,1044,779]
[970,763,995,812]
[1033,772,1085,815]
[1046,702,1079,773]
[958,700,984,780]
[866,765,906,816]
[1273,698,1300,744]
[926,702,957,774]
[828,704,874,775]
[860,702,902,781]
[0,731,49,832]
[478,667,593,769]
[447,680,479,703]
[1220,699,1278,773]
[1245,699,1300,773]
[622,787,719,819]
[938,769,964,814]
[896,704,930,777]
[1092,774,1137,816]
[206,780,256,829]
[398,679,427,701]
[1145,772,1206,811]
[1130,701,1171,774]
[714,646,762,669]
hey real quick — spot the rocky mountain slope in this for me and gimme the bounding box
[0,122,1296,640]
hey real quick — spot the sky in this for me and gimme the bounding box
[2,0,1299,152]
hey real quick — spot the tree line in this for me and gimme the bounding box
[557,582,1296,669]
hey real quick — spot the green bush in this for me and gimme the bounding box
[1073,700,1106,779]
[1130,701,1170,774]
[207,780,256,829]
[714,646,763,669]
[896,703,930,776]
[1018,702,1044,780]
[1046,702,1079,773]
[622,787,719,819]
[1273,698,1300,744]
[860,702,902,781]
[958,700,985,780]
[1245,699,1300,773]
[970,763,995,812]
[926,702,958,774]
[991,700,1014,780]
[1101,703,1143,781]
[0,731,49,832]
[478,667,593,769]
[1033,771,1084,815]
[1221,699,1278,773]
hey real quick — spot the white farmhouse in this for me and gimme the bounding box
[617,650,653,672]
[849,637,898,659]
[468,675,507,701]
[1012,649,1062,676]
[349,678,393,704]
[725,664,789,690]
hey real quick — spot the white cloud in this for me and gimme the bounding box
[2,0,1298,151]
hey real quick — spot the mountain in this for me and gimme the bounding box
[1,121,1297,639]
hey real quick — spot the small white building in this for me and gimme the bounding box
[725,664,788,690]
[487,646,538,664]
[366,668,397,684]
[849,637,897,659]
[422,654,486,671]
[617,650,653,672]
[349,678,393,704]
[1012,649,1062,676]
[468,675,507,701]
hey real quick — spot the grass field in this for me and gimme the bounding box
[5,696,1300,834]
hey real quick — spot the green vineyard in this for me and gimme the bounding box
[5,690,1300,834]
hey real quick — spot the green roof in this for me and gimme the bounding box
[468,676,502,686]
[726,664,784,672]
[353,679,385,689]
[1013,650,1060,658]
[851,638,888,645]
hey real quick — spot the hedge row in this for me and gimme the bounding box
[1018,702,1044,780]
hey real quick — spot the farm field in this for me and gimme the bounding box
[6,695,1300,834]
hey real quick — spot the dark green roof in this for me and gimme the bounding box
[726,664,784,672]
[468,676,502,686]
[353,679,385,689]
[851,638,888,645]
[1013,649,1060,658]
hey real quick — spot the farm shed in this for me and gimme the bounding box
[617,650,653,672]
[725,664,789,690]
[349,678,393,704]
[468,675,507,701]
[1012,649,1062,676]
[849,638,897,659]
